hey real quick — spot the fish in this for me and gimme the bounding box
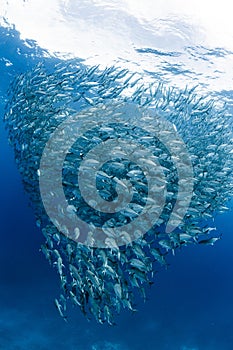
[130,258,151,272]
[198,235,222,246]
[4,60,233,325]
[54,298,67,322]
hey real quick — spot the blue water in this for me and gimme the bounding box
[1,3,233,350]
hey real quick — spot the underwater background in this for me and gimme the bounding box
[0,1,233,349]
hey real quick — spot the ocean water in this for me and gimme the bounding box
[0,1,233,349]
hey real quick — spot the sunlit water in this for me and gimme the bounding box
[0,1,233,349]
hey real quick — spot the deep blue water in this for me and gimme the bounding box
[1,7,233,350]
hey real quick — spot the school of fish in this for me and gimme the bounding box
[4,60,233,324]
